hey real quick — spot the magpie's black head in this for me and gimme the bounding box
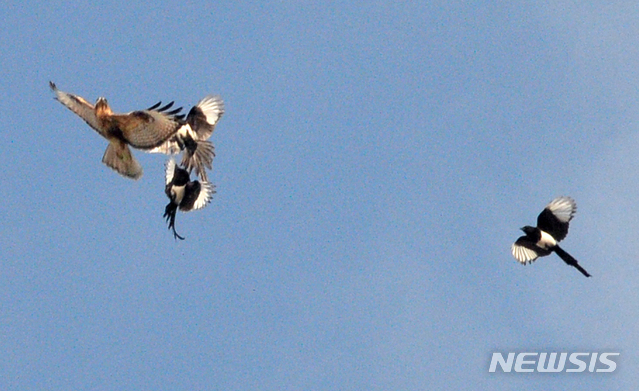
[520,226,537,235]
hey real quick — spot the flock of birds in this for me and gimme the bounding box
[49,83,591,276]
[49,82,224,240]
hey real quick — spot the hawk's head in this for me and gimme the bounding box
[95,97,112,116]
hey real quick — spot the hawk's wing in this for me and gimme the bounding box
[49,82,103,136]
[111,110,182,150]
[186,95,224,140]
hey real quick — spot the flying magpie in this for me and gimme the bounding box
[150,95,224,182]
[164,159,215,240]
[511,196,591,277]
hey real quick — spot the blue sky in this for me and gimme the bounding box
[1,1,638,389]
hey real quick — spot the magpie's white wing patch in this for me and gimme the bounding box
[165,158,176,185]
[546,196,576,223]
[188,95,224,140]
[192,181,215,211]
[197,95,225,128]
[511,243,540,264]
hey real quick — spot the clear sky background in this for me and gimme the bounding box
[1,1,638,390]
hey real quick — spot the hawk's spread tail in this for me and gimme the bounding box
[102,141,143,180]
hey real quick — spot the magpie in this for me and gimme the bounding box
[150,95,224,182]
[164,159,215,240]
[511,196,591,277]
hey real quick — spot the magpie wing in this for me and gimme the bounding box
[186,95,224,140]
[512,236,543,264]
[536,197,576,242]
[180,181,215,211]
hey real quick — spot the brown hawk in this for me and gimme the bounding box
[50,82,187,179]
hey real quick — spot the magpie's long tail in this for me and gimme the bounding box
[163,203,184,240]
[181,139,215,182]
[554,246,590,277]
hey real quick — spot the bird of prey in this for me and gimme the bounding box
[49,82,186,179]
[511,196,591,277]
[164,159,215,240]
[150,95,224,182]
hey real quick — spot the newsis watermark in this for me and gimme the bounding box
[489,352,619,373]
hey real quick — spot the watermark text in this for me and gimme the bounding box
[489,352,619,373]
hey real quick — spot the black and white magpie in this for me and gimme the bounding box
[163,159,215,240]
[151,95,224,182]
[511,196,591,277]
